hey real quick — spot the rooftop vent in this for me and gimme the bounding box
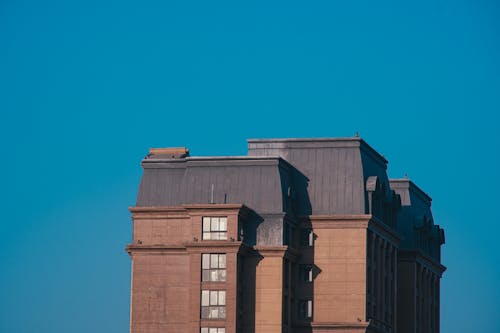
[147,147,189,159]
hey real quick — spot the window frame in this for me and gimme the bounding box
[299,265,313,283]
[300,228,314,247]
[202,253,227,282]
[202,217,228,240]
[201,290,226,319]
[298,299,313,320]
[200,328,225,333]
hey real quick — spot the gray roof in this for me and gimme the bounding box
[137,156,293,215]
[137,137,398,216]
[390,178,445,262]
[248,137,392,215]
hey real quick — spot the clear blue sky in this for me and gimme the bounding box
[1,0,499,332]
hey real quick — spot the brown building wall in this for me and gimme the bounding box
[132,213,191,246]
[128,207,440,333]
[312,226,367,324]
[128,205,250,333]
[130,252,190,333]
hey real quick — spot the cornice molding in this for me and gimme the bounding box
[399,249,447,276]
[129,204,251,219]
[309,321,370,329]
[254,245,289,257]
[298,214,400,244]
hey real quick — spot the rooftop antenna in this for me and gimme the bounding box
[355,131,359,137]
[404,173,409,179]
[210,184,215,204]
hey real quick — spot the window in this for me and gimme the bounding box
[300,229,314,247]
[200,328,225,333]
[202,217,228,240]
[299,265,313,283]
[201,290,226,319]
[298,300,313,320]
[202,254,226,282]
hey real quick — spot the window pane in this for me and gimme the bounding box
[202,254,210,269]
[307,300,313,318]
[201,307,210,319]
[219,270,226,281]
[210,306,219,318]
[219,218,227,231]
[201,291,209,306]
[218,329,225,333]
[211,218,220,231]
[210,291,218,305]
[210,254,219,268]
[203,218,211,232]
[219,255,226,268]
[220,232,227,240]
[202,270,210,282]
[203,232,211,240]
[201,328,209,333]
[210,269,219,281]
[218,291,226,305]
[209,329,217,333]
[219,307,226,319]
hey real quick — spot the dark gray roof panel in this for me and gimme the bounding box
[136,157,290,214]
[248,138,388,165]
[137,167,186,206]
[247,137,389,215]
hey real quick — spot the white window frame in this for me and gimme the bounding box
[202,217,228,240]
[202,254,227,282]
[201,290,226,319]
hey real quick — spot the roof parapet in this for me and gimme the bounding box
[147,147,190,159]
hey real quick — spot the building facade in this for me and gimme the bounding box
[126,138,445,333]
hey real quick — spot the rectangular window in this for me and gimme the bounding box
[300,229,314,247]
[298,300,313,320]
[202,217,228,240]
[201,290,226,319]
[299,265,313,283]
[200,328,225,333]
[202,254,226,282]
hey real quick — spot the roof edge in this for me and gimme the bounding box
[247,137,388,165]
[390,178,432,203]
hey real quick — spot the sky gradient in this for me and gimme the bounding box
[1,1,499,332]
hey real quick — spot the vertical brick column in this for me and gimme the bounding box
[254,246,287,333]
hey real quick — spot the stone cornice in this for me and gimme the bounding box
[308,321,370,329]
[254,245,289,257]
[185,241,243,254]
[126,244,187,255]
[129,204,251,219]
[399,249,447,276]
[298,214,401,245]
[369,216,401,245]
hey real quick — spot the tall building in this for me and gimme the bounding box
[126,137,445,333]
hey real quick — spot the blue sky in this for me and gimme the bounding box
[0,0,499,332]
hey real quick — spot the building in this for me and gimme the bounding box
[126,137,445,333]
